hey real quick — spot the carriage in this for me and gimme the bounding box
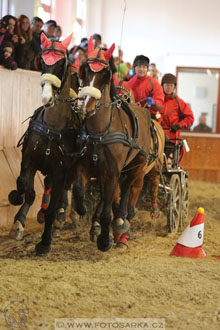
[137,136,189,233]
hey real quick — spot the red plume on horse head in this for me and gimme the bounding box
[87,36,115,72]
[41,33,73,66]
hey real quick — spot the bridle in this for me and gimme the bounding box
[40,40,70,107]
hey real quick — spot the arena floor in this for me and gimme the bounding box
[0,180,220,330]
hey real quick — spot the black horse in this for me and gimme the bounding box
[8,33,84,254]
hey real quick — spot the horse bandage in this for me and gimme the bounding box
[78,86,101,99]
[40,73,61,88]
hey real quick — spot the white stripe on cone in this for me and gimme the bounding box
[177,223,204,248]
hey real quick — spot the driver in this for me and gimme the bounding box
[161,73,194,160]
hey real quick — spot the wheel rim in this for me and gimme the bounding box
[181,178,189,228]
[167,175,181,233]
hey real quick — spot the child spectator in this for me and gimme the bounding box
[0,41,17,70]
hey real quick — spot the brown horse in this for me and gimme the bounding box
[71,37,155,251]
[8,33,83,254]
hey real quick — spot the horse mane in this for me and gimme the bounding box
[109,56,117,101]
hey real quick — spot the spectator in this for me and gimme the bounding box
[92,33,102,48]
[148,63,162,81]
[75,45,88,66]
[116,62,129,80]
[15,15,35,70]
[43,20,57,39]
[30,16,44,69]
[79,37,88,48]
[193,114,212,133]
[69,45,78,64]
[0,18,7,46]
[1,15,19,47]
[0,41,17,70]
[126,55,164,120]
[160,73,194,159]
[54,25,62,40]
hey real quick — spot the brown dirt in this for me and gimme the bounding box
[0,180,220,330]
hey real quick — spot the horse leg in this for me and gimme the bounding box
[149,166,161,218]
[9,168,36,240]
[37,175,51,224]
[90,183,120,242]
[113,160,146,248]
[35,176,65,256]
[8,170,28,206]
[72,172,87,216]
[96,176,119,252]
[53,187,69,238]
[127,175,145,221]
[90,200,103,242]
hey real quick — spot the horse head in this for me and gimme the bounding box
[78,36,115,116]
[39,33,73,107]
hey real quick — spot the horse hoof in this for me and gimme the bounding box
[53,228,61,238]
[112,218,130,235]
[37,209,45,224]
[90,222,101,242]
[35,241,51,256]
[116,242,128,249]
[97,235,113,252]
[8,190,23,206]
[115,234,129,249]
[56,208,66,223]
[9,221,24,240]
[151,204,160,219]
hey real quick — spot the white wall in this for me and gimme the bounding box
[85,0,220,74]
[9,0,36,20]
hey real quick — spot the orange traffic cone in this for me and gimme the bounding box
[170,207,206,258]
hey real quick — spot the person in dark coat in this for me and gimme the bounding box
[193,114,212,132]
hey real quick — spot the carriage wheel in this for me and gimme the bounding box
[179,177,189,231]
[167,174,181,233]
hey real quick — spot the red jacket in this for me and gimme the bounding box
[161,93,194,140]
[126,74,164,115]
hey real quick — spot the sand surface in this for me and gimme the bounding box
[0,180,220,330]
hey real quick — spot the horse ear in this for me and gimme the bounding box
[104,43,115,61]
[41,32,51,48]
[61,33,73,50]
[88,36,94,54]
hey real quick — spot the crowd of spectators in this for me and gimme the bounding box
[0,14,212,133]
[0,15,64,71]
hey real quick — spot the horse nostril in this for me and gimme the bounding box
[48,97,52,104]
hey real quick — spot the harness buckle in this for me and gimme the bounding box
[93,154,98,162]
[45,148,50,156]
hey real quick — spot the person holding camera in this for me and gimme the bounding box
[126,55,164,120]
[0,41,17,70]
[0,15,19,47]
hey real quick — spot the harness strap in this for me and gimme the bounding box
[174,96,185,121]
[88,131,149,159]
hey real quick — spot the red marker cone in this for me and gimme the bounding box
[170,208,206,258]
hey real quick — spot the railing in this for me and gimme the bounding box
[0,67,42,149]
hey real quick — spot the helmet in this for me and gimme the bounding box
[133,55,150,68]
[161,73,177,85]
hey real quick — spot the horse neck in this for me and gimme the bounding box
[44,68,72,131]
[86,84,112,134]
